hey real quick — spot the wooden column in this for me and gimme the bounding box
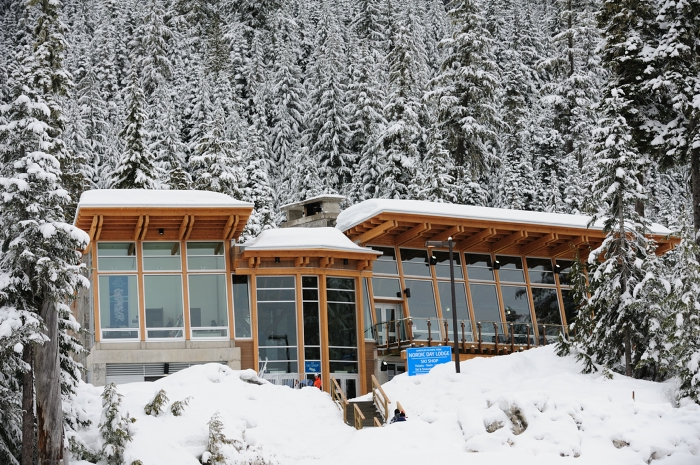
[320,274,330,392]
[181,240,191,341]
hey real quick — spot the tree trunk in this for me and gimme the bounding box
[34,300,63,465]
[624,326,632,377]
[22,344,35,465]
[691,149,700,251]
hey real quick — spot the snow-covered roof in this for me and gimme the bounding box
[336,199,673,236]
[77,189,254,209]
[280,194,347,211]
[242,227,381,255]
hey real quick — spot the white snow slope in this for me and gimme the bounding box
[71,347,700,465]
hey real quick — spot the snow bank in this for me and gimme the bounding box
[335,199,674,236]
[70,348,700,465]
[241,227,382,254]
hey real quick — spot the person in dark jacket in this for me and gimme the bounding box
[389,408,401,424]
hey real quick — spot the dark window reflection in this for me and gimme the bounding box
[433,251,463,279]
[470,284,501,324]
[400,248,431,277]
[496,256,525,283]
[526,257,555,284]
[557,260,574,285]
[466,253,494,281]
[372,246,398,275]
[531,288,562,325]
[501,285,531,324]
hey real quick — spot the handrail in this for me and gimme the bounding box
[330,377,348,425]
[374,417,382,427]
[371,374,390,422]
[353,403,365,430]
[397,401,405,416]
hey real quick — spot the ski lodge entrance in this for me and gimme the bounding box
[74,191,678,397]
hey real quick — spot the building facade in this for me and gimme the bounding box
[75,191,677,395]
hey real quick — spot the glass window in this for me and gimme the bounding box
[329,347,358,374]
[531,287,562,326]
[470,283,501,324]
[372,246,398,275]
[433,251,463,279]
[526,257,555,284]
[496,255,525,283]
[501,285,532,324]
[98,275,139,339]
[362,278,375,340]
[143,242,181,271]
[232,275,251,338]
[465,253,494,281]
[405,279,439,340]
[144,275,184,339]
[303,276,321,369]
[189,274,228,338]
[556,260,575,286]
[187,242,225,271]
[327,277,357,348]
[562,289,579,325]
[97,242,136,271]
[371,277,402,298]
[257,276,297,373]
[400,248,431,277]
[437,281,469,321]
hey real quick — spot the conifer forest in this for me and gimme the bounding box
[0,0,699,463]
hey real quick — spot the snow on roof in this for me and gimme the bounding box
[242,227,381,254]
[77,189,254,209]
[280,194,347,211]
[336,199,673,236]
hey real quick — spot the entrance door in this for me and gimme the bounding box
[333,373,359,400]
[375,304,403,346]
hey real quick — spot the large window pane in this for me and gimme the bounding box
[405,279,439,340]
[400,248,431,277]
[470,284,501,324]
[433,251,463,279]
[531,287,562,326]
[97,242,136,271]
[562,289,579,325]
[501,285,532,324]
[188,274,228,338]
[257,276,295,289]
[526,257,555,284]
[327,303,357,347]
[496,256,525,283]
[232,275,251,338]
[372,246,398,275]
[556,260,575,285]
[437,281,469,321]
[144,275,184,339]
[257,273,297,375]
[99,275,139,339]
[466,253,494,281]
[187,242,225,271]
[363,278,375,340]
[257,303,297,346]
[371,277,401,298]
[143,242,181,271]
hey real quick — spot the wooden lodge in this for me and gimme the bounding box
[74,191,678,397]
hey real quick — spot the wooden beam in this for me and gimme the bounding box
[394,223,431,246]
[456,228,496,251]
[226,217,239,241]
[132,216,144,241]
[178,215,190,240]
[353,220,397,245]
[295,256,308,267]
[94,215,104,242]
[428,225,464,243]
[520,233,558,256]
[184,215,195,240]
[356,259,369,271]
[248,256,260,268]
[655,242,674,255]
[320,257,335,268]
[139,215,150,240]
[222,215,235,240]
[550,236,587,257]
[87,216,98,242]
[490,230,527,253]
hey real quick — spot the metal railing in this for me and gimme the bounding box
[371,374,390,423]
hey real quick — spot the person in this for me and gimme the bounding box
[313,373,322,389]
[397,412,406,422]
[389,408,401,424]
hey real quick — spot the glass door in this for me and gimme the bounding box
[334,373,359,400]
[375,304,403,346]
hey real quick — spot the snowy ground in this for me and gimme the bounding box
[71,347,700,465]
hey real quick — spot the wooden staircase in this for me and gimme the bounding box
[346,400,381,428]
[331,375,398,429]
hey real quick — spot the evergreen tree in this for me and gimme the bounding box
[112,67,160,189]
[579,88,659,377]
[431,0,501,182]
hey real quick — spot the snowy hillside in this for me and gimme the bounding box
[70,347,700,465]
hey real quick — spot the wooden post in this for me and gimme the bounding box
[477,322,482,354]
[444,320,449,345]
[427,319,432,347]
[526,324,531,350]
[493,322,499,355]
[510,323,515,353]
[461,321,466,353]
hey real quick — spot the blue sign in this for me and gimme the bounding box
[406,347,452,376]
[305,361,321,373]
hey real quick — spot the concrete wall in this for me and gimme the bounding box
[87,340,241,386]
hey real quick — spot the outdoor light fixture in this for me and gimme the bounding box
[404,288,411,298]
[493,260,501,270]
[554,263,562,274]
[158,228,164,235]
[275,257,280,263]
[343,258,349,265]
